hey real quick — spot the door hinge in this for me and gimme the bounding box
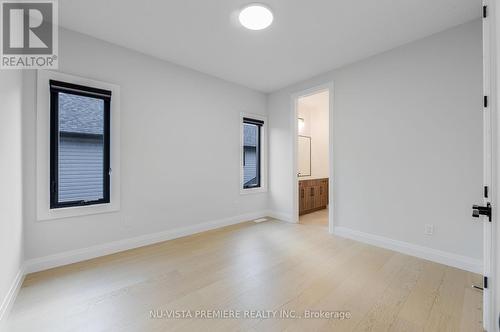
[483,5,487,18]
[484,95,488,108]
[485,186,489,198]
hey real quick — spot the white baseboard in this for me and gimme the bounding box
[333,226,482,274]
[0,267,25,329]
[267,210,294,223]
[24,211,268,274]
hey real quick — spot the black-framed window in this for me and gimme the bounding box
[49,80,111,209]
[243,117,263,189]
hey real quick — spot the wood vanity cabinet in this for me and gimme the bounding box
[299,178,328,215]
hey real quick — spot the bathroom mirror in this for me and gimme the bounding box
[298,135,311,177]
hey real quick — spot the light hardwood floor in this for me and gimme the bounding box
[6,215,483,332]
[299,208,329,227]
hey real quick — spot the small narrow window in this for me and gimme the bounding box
[49,80,111,209]
[243,117,263,189]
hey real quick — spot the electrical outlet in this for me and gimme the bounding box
[424,224,434,235]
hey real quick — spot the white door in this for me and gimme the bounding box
[480,1,493,330]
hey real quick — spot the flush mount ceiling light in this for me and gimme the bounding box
[239,4,274,30]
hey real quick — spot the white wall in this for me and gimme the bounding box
[22,28,268,261]
[310,95,329,179]
[0,71,24,319]
[298,105,312,176]
[298,91,329,180]
[268,20,483,260]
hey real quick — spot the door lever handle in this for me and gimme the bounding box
[472,203,491,222]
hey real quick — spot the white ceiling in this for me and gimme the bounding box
[59,0,480,92]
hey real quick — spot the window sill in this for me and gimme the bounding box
[37,201,120,221]
[240,187,268,195]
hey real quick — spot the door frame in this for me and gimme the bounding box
[483,0,494,329]
[290,82,334,233]
[488,0,500,330]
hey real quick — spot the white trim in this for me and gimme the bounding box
[240,112,268,195]
[482,0,495,330]
[290,82,335,232]
[333,226,483,274]
[487,0,500,330]
[267,210,294,223]
[24,210,269,274]
[36,70,121,221]
[0,267,25,329]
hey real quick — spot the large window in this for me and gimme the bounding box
[49,80,111,209]
[242,117,264,189]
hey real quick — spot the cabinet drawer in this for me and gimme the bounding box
[299,178,329,215]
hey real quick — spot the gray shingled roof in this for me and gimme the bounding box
[59,92,104,135]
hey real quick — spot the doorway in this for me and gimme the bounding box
[292,83,334,232]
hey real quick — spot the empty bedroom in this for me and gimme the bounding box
[1,0,499,331]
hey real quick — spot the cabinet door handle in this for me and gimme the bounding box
[310,187,314,197]
[301,189,304,198]
[320,186,323,195]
